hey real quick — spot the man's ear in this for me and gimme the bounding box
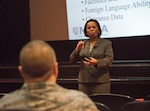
[18,65,25,78]
[53,62,58,78]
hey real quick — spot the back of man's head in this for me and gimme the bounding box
[19,40,56,79]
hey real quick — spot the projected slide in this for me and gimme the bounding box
[66,0,150,40]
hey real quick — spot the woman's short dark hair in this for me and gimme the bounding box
[84,19,102,37]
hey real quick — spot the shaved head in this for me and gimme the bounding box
[19,40,56,79]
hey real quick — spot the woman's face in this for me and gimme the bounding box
[86,21,99,38]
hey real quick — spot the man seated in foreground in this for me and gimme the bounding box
[0,40,99,111]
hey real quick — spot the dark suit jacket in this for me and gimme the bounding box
[70,38,114,83]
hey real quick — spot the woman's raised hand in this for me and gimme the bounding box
[75,40,84,52]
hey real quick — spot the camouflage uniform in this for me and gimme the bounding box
[0,82,99,111]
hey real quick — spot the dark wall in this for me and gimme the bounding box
[0,0,30,64]
[110,36,150,60]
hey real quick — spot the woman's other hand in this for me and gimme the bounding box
[83,57,97,66]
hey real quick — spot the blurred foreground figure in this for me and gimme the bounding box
[0,40,99,111]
